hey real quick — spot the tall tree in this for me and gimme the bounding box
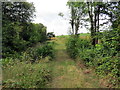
[67,2,87,35]
[2,2,35,23]
[86,1,113,45]
[87,2,96,45]
[67,2,75,35]
[2,2,36,57]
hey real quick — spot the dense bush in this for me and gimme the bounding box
[36,42,55,59]
[66,36,91,59]
[2,2,47,58]
[21,23,47,44]
[16,42,55,63]
[2,22,47,58]
[66,34,120,87]
[66,36,79,59]
[2,42,55,88]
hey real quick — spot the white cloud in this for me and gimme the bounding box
[27,0,88,36]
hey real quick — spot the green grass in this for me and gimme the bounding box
[56,35,70,38]
[47,36,106,88]
[56,33,90,37]
[3,59,52,88]
[3,35,108,88]
[79,33,90,36]
[56,33,90,40]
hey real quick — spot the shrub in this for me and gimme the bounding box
[66,36,79,59]
[95,56,120,86]
[36,42,55,59]
[2,22,47,58]
[66,36,91,59]
[76,38,91,49]
[18,42,55,63]
[78,48,96,66]
[66,35,120,87]
[2,22,28,58]
[1,58,13,67]
[2,60,52,88]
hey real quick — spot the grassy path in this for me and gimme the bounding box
[47,37,105,88]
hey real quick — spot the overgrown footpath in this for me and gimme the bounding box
[2,36,120,88]
[47,36,106,88]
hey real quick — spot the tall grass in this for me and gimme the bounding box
[2,42,55,88]
[2,59,51,88]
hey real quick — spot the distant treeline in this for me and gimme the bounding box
[2,2,47,58]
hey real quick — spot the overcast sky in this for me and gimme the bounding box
[27,0,89,36]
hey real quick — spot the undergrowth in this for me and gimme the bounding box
[2,42,55,88]
[66,36,120,88]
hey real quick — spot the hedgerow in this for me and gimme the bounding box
[66,33,120,87]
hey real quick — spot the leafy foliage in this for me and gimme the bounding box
[66,1,120,87]
[2,2,35,23]
[66,36,91,59]
[2,2,47,58]
[66,33,120,87]
[2,41,55,88]
[66,36,79,59]
[17,42,55,63]
[2,59,52,88]
[36,42,55,59]
[2,22,28,57]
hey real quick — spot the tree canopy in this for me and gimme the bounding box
[2,2,47,58]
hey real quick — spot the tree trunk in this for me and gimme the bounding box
[75,18,80,35]
[71,6,75,35]
[87,2,96,46]
[95,5,100,44]
[94,8,97,45]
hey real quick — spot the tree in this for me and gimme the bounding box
[67,2,87,35]
[86,2,105,45]
[2,2,36,57]
[102,1,120,52]
[2,22,28,57]
[2,2,35,23]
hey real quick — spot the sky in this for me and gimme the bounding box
[27,0,89,36]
